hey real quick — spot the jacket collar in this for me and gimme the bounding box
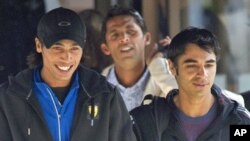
[165,85,237,140]
[8,66,112,99]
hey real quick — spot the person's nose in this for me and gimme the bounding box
[62,51,72,61]
[119,34,129,44]
[197,66,208,77]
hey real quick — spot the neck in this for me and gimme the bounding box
[41,71,71,88]
[114,64,146,87]
[174,92,215,117]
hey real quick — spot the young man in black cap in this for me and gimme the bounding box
[0,7,136,141]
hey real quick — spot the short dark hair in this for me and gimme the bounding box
[166,27,221,64]
[101,5,147,43]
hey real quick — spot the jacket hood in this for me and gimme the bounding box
[4,69,33,99]
[78,65,112,97]
[166,84,250,127]
[166,84,236,116]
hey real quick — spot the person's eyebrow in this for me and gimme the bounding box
[206,59,216,63]
[183,58,216,64]
[107,29,117,35]
[183,58,197,64]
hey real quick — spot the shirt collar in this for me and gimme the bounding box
[107,66,150,91]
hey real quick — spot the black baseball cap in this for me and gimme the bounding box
[37,7,86,48]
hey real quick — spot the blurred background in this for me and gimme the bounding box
[1,0,250,94]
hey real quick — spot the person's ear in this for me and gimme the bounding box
[167,59,177,75]
[35,37,43,53]
[100,43,111,55]
[144,32,151,46]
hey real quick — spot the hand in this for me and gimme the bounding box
[158,36,171,47]
[145,36,171,65]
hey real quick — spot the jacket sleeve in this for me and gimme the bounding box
[221,89,245,107]
[108,87,137,141]
[148,57,177,96]
[130,104,158,141]
[0,87,13,141]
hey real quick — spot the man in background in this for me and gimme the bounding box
[100,6,177,111]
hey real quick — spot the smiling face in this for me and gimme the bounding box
[169,43,217,97]
[101,15,150,70]
[35,38,83,87]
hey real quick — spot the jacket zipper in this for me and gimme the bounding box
[47,88,62,141]
[80,82,95,126]
[26,90,32,137]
